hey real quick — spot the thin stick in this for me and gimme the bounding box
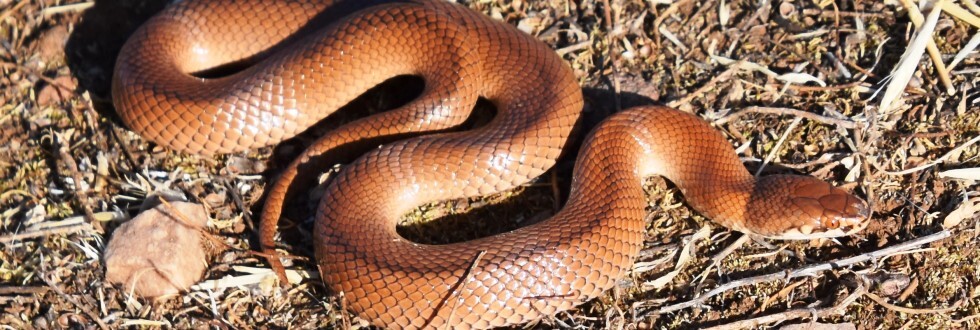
[880,0,945,111]
[555,40,590,56]
[40,2,94,16]
[942,1,980,27]
[220,178,255,232]
[884,134,980,175]
[156,197,229,250]
[444,250,487,330]
[1,211,122,243]
[769,80,867,93]
[954,313,980,324]
[774,153,836,170]
[652,0,693,46]
[801,9,891,19]
[753,278,807,314]
[35,75,77,101]
[54,131,99,231]
[715,106,860,129]
[40,273,110,330]
[700,283,867,330]
[600,0,622,112]
[339,292,351,330]
[0,286,50,295]
[947,32,980,71]
[0,0,29,21]
[668,67,737,108]
[191,268,316,291]
[863,291,959,314]
[695,234,750,283]
[157,197,302,265]
[965,0,980,16]
[641,230,951,315]
[898,0,955,95]
[755,117,802,177]
[0,222,94,243]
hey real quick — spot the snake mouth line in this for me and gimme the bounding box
[773,220,870,240]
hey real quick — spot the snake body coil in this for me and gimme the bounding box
[112,0,870,328]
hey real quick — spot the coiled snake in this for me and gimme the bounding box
[111,0,870,328]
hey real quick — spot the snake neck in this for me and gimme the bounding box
[591,107,758,233]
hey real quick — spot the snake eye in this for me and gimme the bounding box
[823,218,840,229]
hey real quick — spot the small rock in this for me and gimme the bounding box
[36,26,69,64]
[748,24,768,37]
[876,273,912,298]
[36,76,77,106]
[104,201,209,298]
[779,1,798,19]
[56,313,87,328]
[31,315,49,329]
[224,155,266,174]
[203,191,227,208]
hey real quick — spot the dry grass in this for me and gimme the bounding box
[2,0,979,328]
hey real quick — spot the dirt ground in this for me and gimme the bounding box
[2,0,979,328]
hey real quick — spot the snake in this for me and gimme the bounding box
[111,0,871,328]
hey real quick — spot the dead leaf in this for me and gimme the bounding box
[943,196,980,229]
[939,168,980,181]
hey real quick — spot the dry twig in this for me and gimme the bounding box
[40,273,110,330]
[863,291,959,315]
[880,0,945,111]
[699,282,866,330]
[0,0,29,21]
[715,106,860,129]
[640,230,951,315]
[942,1,980,27]
[652,0,693,46]
[0,211,121,244]
[54,131,99,230]
[0,286,49,295]
[40,2,94,16]
[755,117,803,176]
[898,0,955,95]
[694,234,750,283]
[769,81,868,93]
[426,250,487,329]
[883,134,980,176]
[0,222,94,243]
[667,67,737,109]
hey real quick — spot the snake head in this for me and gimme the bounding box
[751,175,870,240]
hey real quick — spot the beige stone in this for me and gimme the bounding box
[104,201,209,298]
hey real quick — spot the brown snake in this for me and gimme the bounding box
[112,0,870,328]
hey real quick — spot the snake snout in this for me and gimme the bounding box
[782,178,870,239]
[820,191,870,235]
